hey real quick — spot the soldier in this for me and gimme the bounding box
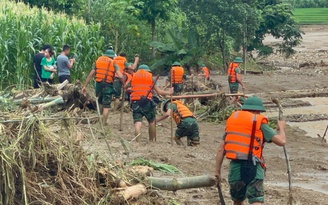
[156,99,200,146]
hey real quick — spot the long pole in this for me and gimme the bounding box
[191,74,195,113]
[119,89,125,131]
[271,98,294,205]
[170,70,174,146]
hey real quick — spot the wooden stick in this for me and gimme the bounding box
[192,75,195,113]
[119,89,125,131]
[271,98,294,205]
[321,124,328,143]
[170,92,222,99]
[170,70,174,146]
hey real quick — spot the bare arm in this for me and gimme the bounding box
[215,141,225,180]
[82,69,95,94]
[67,59,75,69]
[130,56,139,70]
[156,109,171,123]
[236,74,244,86]
[43,65,56,72]
[154,85,173,96]
[270,120,286,146]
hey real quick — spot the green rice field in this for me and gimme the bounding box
[293,8,328,24]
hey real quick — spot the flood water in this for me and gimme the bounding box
[266,97,328,139]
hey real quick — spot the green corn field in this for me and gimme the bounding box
[0,1,104,90]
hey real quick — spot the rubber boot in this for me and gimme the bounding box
[148,122,156,142]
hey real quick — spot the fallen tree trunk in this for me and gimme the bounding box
[148,175,216,191]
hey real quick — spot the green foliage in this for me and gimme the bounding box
[132,0,178,57]
[252,2,303,57]
[150,27,204,72]
[207,105,237,123]
[293,8,328,24]
[0,1,103,89]
[282,0,328,8]
[16,0,85,15]
[129,158,182,174]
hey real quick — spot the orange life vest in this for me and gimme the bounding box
[171,66,184,84]
[95,56,115,83]
[125,72,133,84]
[170,100,194,124]
[224,110,268,161]
[130,69,153,101]
[114,56,126,76]
[202,67,210,79]
[228,63,238,83]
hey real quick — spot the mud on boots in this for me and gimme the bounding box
[128,64,173,143]
[156,99,200,146]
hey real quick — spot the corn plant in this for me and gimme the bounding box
[0,1,104,90]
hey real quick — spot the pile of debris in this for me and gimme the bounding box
[0,82,217,205]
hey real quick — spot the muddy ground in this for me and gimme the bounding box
[86,25,328,205]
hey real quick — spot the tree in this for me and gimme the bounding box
[132,0,178,58]
[16,0,85,15]
[150,27,204,73]
[179,0,260,70]
[252,1,303,56]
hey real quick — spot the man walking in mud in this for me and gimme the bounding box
[215,96,286,205]
[228,57,245,104]
[82,49,124,126]
[128,64,173,142]
[156,99,200,146]
[165,61,193,95]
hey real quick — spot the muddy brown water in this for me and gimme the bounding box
[266,97,328,139]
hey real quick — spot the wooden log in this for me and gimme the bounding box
[170,93,223,99]
[148,175,216,191]
[13,96,64,105]
[35,97,64,112]
[122,184,147,200]
[56,79,69,90]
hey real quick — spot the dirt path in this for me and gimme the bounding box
[85,25,328,204]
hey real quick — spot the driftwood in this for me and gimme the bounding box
[121,184,147,200]
[13,81,97,111]
[148,175,216,191]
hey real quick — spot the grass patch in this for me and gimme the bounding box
[293,8,328,24]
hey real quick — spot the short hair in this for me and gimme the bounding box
[62,45,70,52]
[119,53,126,57]
[42,44,52,51]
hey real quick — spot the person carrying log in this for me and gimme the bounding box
[156,99,200,146]
[215,96,286,205]
[82,49,124,125]
[199,63,210,81]
[228,57,245,104]
[128,64,173,142]
[165,61,193,95]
